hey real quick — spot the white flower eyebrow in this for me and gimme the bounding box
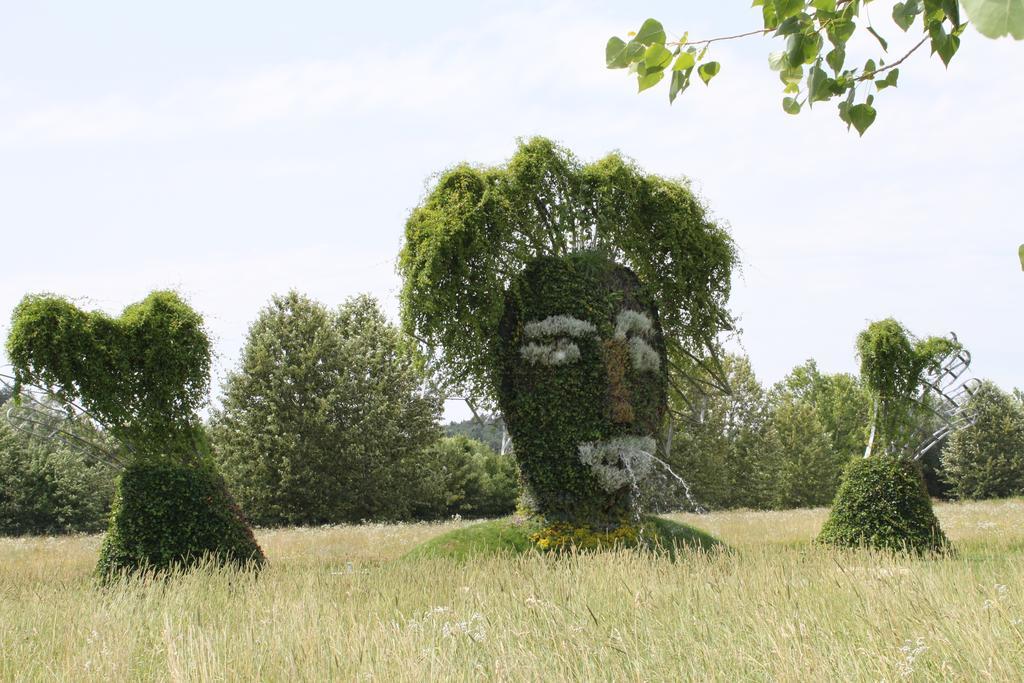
[523,315,597,339]
[614,309,654,340]
[520,339,581,366]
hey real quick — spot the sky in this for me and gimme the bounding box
[1,1,1020,422]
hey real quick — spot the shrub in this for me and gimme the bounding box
[818,456,947,554]
[0,421,116,536]
[407,436,518,520]
[97,458,265,576]
[941,382,1024,500]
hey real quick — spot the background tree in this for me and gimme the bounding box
[407,436,518,520]
[763,398,846,508]
[211,292,441,526]
[941,381,1024,499]
[0,420,115,536]
[772,359,871,458]
[666,355,773,509]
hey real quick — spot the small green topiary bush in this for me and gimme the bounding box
[818,456,947,554]
[97,458,265,577]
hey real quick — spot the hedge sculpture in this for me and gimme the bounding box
[6,291,265,575]
[399,138,737,549]
[818,318,957,554]
[498,252,668,527]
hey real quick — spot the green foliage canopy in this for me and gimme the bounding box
[6,291,211,459]
[398,137,737,409]
[608,1,1024,135]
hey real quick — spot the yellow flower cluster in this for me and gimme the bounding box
[530,521,640,552]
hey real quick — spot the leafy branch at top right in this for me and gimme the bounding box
[607,0,1024,136]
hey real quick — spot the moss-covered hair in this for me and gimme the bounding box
[398,136,737,409]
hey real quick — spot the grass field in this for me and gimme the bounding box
[3,500,1024,681]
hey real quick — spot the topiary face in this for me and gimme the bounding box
[497,252,668,525]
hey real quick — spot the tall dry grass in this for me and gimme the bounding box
[2,499,1023,681]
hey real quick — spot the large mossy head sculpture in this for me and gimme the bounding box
[399,137,737,526]
[498,252,668,523]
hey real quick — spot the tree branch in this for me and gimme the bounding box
[859,35,928,80]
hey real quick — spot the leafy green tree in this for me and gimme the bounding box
[407,436,518,519]
[444,416,505,454]
[0,421,116,535]
[941,381,1024,499]
[607,2,1023,135]
[211,292,441,526]
[773,359,871,458]
[763,398,848,508]
[667,355,773,509]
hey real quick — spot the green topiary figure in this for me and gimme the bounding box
[497,252,668,527]
[818,318,956,553]
[399,138,737,551]
[6,291,265,575]
[818,456,946,554]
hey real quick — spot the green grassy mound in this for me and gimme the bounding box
[97,458,266,578]
[818,456,948,555]
[404,515,722,561]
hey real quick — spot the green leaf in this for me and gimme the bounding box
[802,32,824,62]
[786,32,806,66]
[774,0,804,20]
[775,16,803,36]
[929,21,961,65]
[768,50,788,71]
[808,63,833,103]
[643,43,673,70]
[961,0,1024,39]
[812,0,837,11]
[698,61,721,85]
[669,70,691,103]
[783,96,802,114]
[1019,243,1024,270]
[892,1,922,31]
[606,37,630,68]
[779,64,804,87]
[827,18,856,46]
[636,18,667,45]
[673,51,696,71]
[941,0,962,26]
[826,46,846,73]
[638,70,664,92]
[875,68,900,89]
[849,103,877,135]
[867,26,889,51]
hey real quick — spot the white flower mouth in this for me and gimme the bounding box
[577,435,656,493]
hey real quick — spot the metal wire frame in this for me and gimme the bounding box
[0,370,127,471]
[861,333,980,461]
